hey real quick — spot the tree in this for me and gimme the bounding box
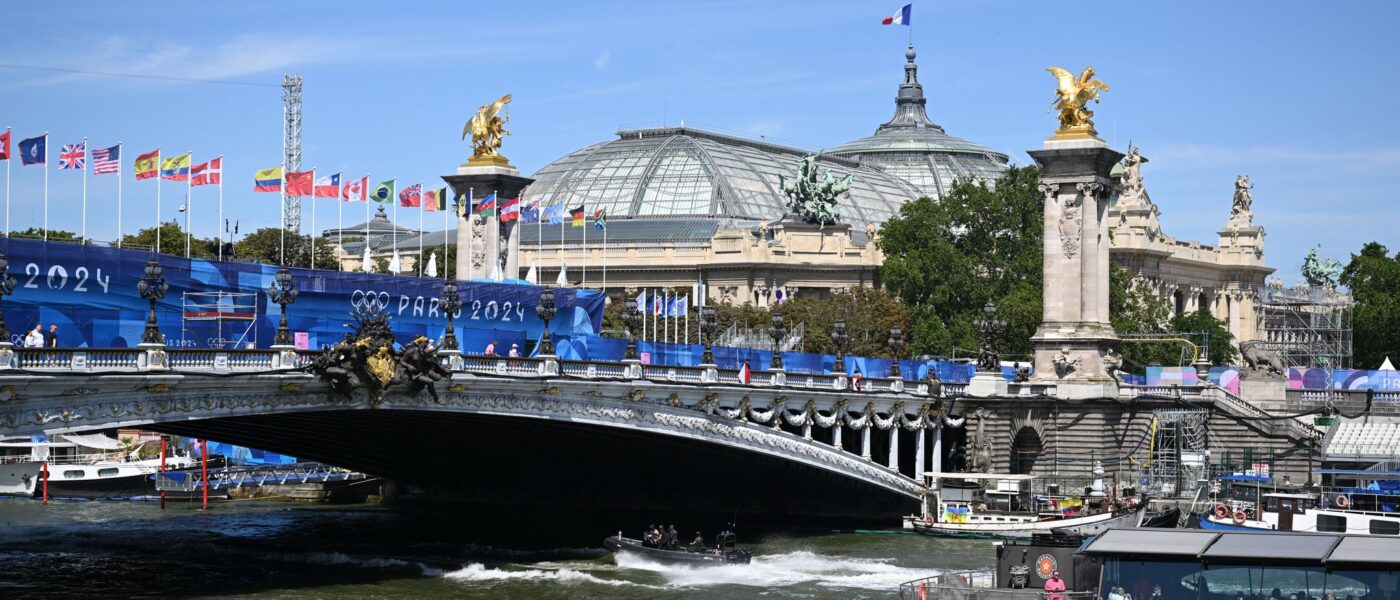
[771,287,910,357]
[120,221,218,258]
[879,166,1044,360]
[1169,308,1237,366]
[9,228,78,241]
[1110,264,1177,369]
[1341,242,1400,368]
[232,227,339,269]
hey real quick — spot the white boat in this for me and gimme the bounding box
[903,472,1147,540]
[1201,489,1400,535]
[0,433,199,499]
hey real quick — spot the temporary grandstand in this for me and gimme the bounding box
[1257,282,1354,369]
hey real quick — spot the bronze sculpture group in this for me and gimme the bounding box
[308,305,450,406]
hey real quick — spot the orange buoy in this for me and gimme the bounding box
[1233,510,1248,525]
[1335,494,1349,509]
[1212,504,1231,519]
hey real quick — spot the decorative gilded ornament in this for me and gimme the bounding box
[1046,66,1110,140]
[462,94,513,167]
[366,346,396,388]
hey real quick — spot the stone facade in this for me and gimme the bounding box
[1107,148,1273,342]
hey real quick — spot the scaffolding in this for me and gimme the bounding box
[282,74,303,234]
[181,291,259,349]
[1257,283,1354,369]
[1146,409,1211,499]
[714,321,805,352]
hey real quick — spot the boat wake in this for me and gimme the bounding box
[614,549,938,589]
[443,562,664,589]
[300,552,444,577]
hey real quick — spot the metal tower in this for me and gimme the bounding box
[281,74,303,233]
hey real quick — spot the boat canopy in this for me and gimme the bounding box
[58,433,125,450]
[1217,474,1274,482]
[1082,528,1400,566]
[923,472,1037,480]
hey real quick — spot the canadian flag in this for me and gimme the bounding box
[738,361,752,385]
[343,176,368,202]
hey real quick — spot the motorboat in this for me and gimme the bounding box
[899,530,1100,600]
[605,530,753,566]
[903,472,1147,540]
[1199,474,1400,534]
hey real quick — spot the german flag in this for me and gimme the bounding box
[569,205,586,228]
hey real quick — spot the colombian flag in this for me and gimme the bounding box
[160,153,191,181]
[253,166,284,193]
[134,149,160,181]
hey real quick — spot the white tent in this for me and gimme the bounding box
[389,250,402,274]
[555,263,568,287]
[524,262,538,285]
[425,252,439,278]
[1381,357,1396,371]
[361,246,373,273]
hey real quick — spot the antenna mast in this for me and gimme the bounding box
[282,74,303,233]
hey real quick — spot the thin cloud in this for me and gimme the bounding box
[593,50,611,71]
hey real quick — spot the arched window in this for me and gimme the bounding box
[1010,427,1043,475]
[1173,289,1185,315]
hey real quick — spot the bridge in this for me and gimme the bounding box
[0,342,1332,525]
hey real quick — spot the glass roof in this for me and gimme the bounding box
[523,127,923,224]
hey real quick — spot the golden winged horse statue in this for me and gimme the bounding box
[1046,66,1109,139]
[462,94,513,165]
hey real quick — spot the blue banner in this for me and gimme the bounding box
[0,238,605,350]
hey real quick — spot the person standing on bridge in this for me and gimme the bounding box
[45,324,59,348]
[484,341,497,356]
[23,325,43,348]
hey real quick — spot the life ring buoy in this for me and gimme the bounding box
[1233,510,1248,525]
[1212,504,1231,519]
[1335,494,1349,509]
[923,515,934,527]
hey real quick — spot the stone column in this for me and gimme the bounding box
[1028,140,1124,399]
[442,166,534,281]
[861,425,872,460]
[888,426,900,473]
[914,427,926,483]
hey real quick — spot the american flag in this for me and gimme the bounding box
[59,141,86,170]
[92,145,120,175]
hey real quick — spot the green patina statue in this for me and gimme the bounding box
[1301,245,1342,289]
[778,154,854,226]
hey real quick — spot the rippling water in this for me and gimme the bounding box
[0,499,996,599]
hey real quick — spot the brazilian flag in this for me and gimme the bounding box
[371,179,395,203]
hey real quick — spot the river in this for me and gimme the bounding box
[0,499,997,599]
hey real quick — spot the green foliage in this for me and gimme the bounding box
[771,287,910,357]
[10,228,78,241]
[121,221,217,258]
[1170,309,1237,366]
[1341,242,1400,368]
[232,227,339,269]
[878,167,1044,359]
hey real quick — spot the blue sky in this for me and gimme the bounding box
[2,1,1396,279]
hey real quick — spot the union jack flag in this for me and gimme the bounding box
[91,145,120,175]
[59,141,85,170]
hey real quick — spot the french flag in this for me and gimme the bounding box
[882,4,911,26]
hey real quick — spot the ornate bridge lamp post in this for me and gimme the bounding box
[973,301,1004,373]
[136,256,169,346]
[438,280,463,371]
[535,287,556,357]
[831,320,848,374]
[267,267,299,347]
[622,304,641,361]
[767,314,785,371]
[699,306,717,365]
[440,280,462,351]
[888,325,905,378]
[0,254,17,368]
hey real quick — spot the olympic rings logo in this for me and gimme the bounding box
[350,290,392,310]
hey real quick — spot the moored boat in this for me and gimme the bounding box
[903,472,1148,540]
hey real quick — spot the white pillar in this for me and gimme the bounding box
[931,426,943,475]
[833,421,843,450]
[914,427,926,483]
[888,427,900,473]
[861,426,872,460]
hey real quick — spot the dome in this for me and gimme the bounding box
[826,44,1010,198]
[523,126,922,224]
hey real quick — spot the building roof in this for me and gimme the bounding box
[825,45,1010,199]
[523,129,922,225]
[1081,529,1218,557]
[1080,529,1400,566]
[519,217,723,245]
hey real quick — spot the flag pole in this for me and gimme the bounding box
[280,105,286,266]
[601,212,607,293]
[185,152,192,258]
[417,181,424,276]
[309,168,317,269]
[640,290,647,342]
[685,294,689,346]
[581,204,587,289]
[558,202,564,285]
[117,142,123,248]
[216,156,224,261]
[534,199,541,284]
[336,172,343,271]
[363,176,370,270]
[42,132,48,242]
[441,187,448,280]
[392,180,399,274]
[4,126,10,238]
[156,149,162,253]
[81,137,88,243]
[492,189,499,280]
